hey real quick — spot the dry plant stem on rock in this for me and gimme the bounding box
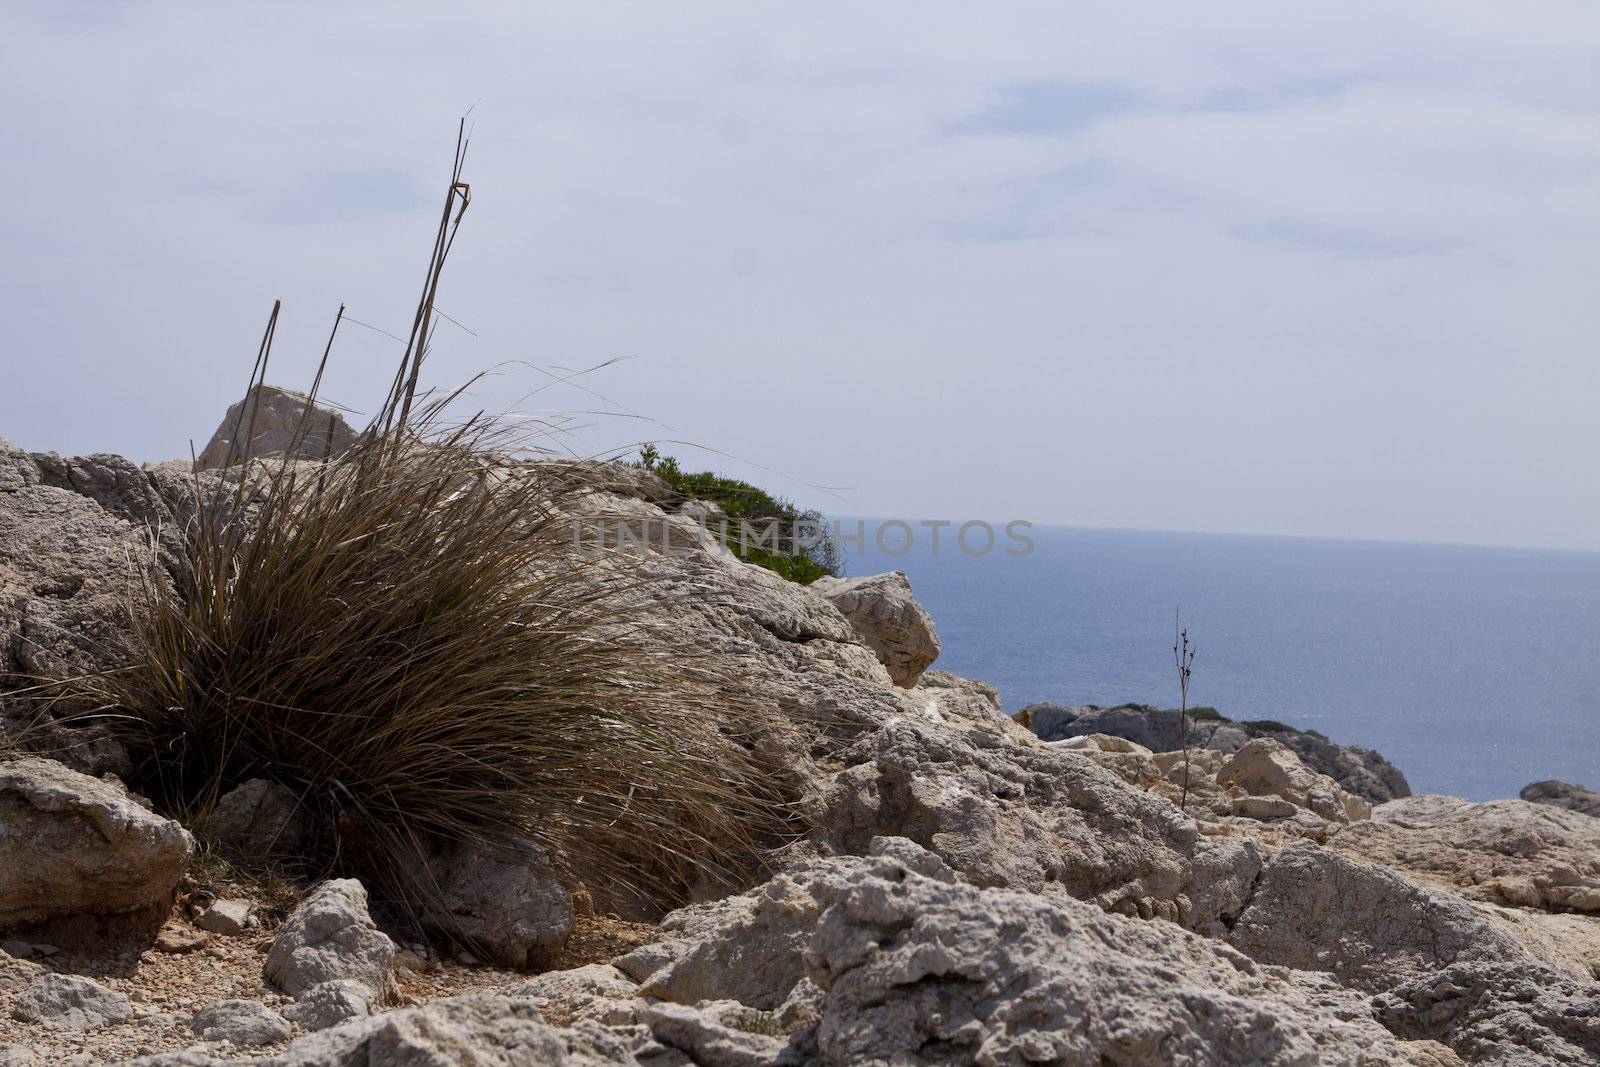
[1173,611,1196,810]
[49,126,793,957]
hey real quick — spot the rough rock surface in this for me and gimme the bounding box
[0,757,192,939]
[1019,702,1411,803]
[810,571,940,687]
[1376,961,1600,1066]
[423,843,574,969]
[624,848,1455,1066]
[1218,738,1373,822]
[1335,797,1600,914]
[264,880,396,999]
[190,999,292,1047]
[10,973,130,1029]
[1226,841,1543,991]
[1521,779,1600,819]
[264,995,641,1067]
[206,779,306,860]
[813,717,1264,932]
[195,385,355,471]
[279,980,375,1032]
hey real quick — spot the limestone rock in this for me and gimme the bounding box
[11,972,130,1029]
[264,880,396,999]
[810,571,939,687]
[505,964,643,1027]
[266,994,642,1066]
[1217,738,1372,822]
[195,899,253,936]
[280,980,376,1032]
[1337,797,1600,914]
[812,718,1264,932]
[423,842,573,970]
[1376,961,1600,1066]
[206,779,306,860]
[1226,841,1541,991]
[191,999,292,1047]
[798,853,1451,1065]
[195,385,355,471]
[1019,702,1411,803]
[1521,778,1600,819]
[0,756,192,939]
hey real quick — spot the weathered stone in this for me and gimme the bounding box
[264,879,395,999]
[1521,778,1600,819]
[195,385,356,471]
[195,899,253,936]
[1376,961,1600,1066]
[265,995,642,1066]
[191,999,292,1047]
[799,853,1453,1066]
[0,756,192,939]
[280,980,376,1032]
[1226,841,1542,991]
[206,779,306,860]
[1018,702,1411,803]
[423,842,573,969]
[11,972,130,1029]
[505,964,642,1027]
[1337,797,1600,914]
[810,571,939,687]
[1218,738,1372,822]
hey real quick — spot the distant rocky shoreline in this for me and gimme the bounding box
[0,393,1596,1065]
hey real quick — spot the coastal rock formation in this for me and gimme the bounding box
[810,571,940,687]
[1020,702,1411,803]
[1225,841,1543,991]
[1217,738,1373,822]
[195,385,355,471]
[1522,778,1600,819]
[0,757,192,940]
[1333,797,1600,914]
[1376,961,1600,1066]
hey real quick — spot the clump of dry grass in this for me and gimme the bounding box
[58,127,794,942]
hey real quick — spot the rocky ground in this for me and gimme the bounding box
[1,402,1598,1065]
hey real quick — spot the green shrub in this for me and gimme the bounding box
[636,445,841,583]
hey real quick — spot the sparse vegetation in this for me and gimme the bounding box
[53,131,794,947]
[1172,611,1196,809]
[636,444,841,584]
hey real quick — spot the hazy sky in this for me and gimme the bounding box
[3,2,1598,549]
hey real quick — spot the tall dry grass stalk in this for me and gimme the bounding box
[58,124,794,938]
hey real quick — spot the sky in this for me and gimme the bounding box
[2,2,1598,550]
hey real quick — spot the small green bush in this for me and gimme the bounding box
[636,445,841,583]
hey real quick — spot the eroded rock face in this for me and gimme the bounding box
[195,385,356,471]
[265,995,642,1067]
[1226,841,1543,992]
[1020,703,1411,804]
[422,843,574,970]
[264,880,396,1000]
[1522,779,1600,819]
[812,718,1264,932]
[1335,797,1600,914]
[1376,961,1600,1066]
[0,757,192,940]
[1218,738,1373,822]
[11,973,130,1030]
[190,999,291,1047]
[626,849,1450,1065]
[280,980,375,1032]
[810,571,940,688]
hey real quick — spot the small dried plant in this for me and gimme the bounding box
[1173,609,1196,810]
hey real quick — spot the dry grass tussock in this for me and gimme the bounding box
[49,126,796,947]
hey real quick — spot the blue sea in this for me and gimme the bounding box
[840,524,1600,801]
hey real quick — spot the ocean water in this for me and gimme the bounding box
[839,524,1600,801]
